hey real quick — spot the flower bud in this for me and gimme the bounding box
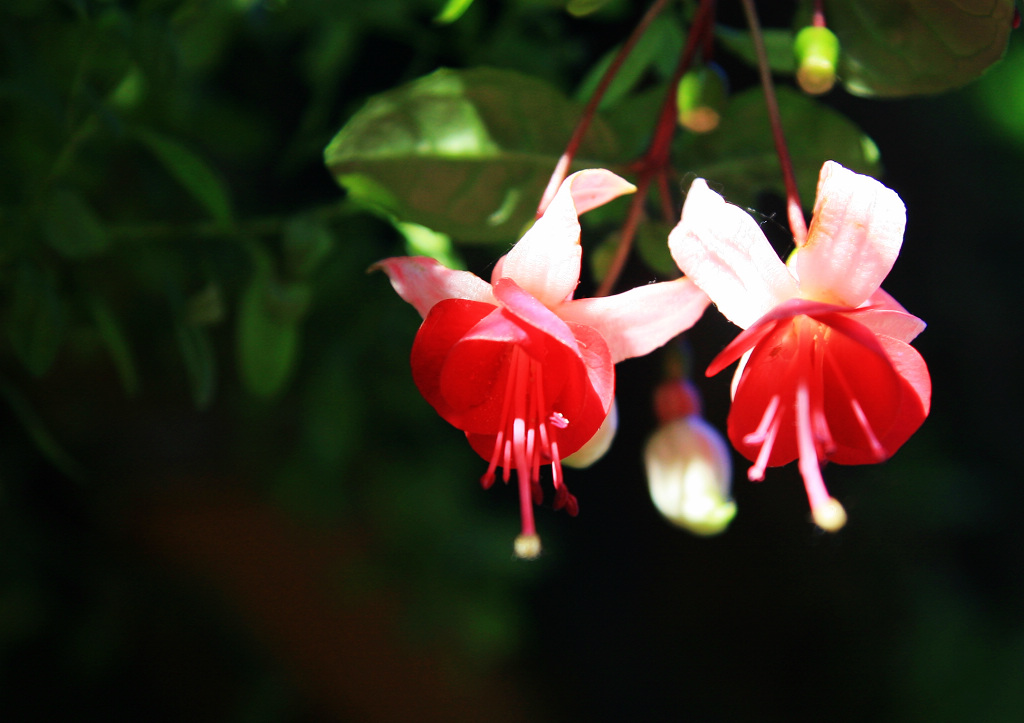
[676,64,728,133]
[645,416,736,536]
[563,399,618,468]
[794,26,840,95]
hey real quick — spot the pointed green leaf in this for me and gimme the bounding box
[575,16,684,110]
[435,0,476,24]
[40,189,111,259]
[822,0,1014,96]
[175,320,216,409]
[566,0,617,17]
[134,127,233,225]
[6,262,67,376]
[88,297,140,396]
[0,377,84,482]
[716,26,797,74]
[324,68,622,243]
[236,256,311,398]
[679,86,881,211]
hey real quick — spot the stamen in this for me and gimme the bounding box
[747,414,780,482]
[480,344,578,553]
[743,394,781,482]
[796,381,846,532]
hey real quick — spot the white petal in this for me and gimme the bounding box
[669,179,797,329]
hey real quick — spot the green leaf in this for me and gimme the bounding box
[821,0,1014,97]
[716,26,797,74]
[175,319,216,409]
[324,67,622,243]
[236,256,311,398]
[679,86,881,211]
[282,214,334,280]
[133,127,233,225]
[566,0,617,17]
[635,220,677,276]
[0,376,84,482]
[40,189,111,259]
[6,262,67,376]
[575,16,684,110]
[434,0,476,24]
[88,296,140,396]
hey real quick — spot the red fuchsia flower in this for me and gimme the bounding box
[668,161,931,531]
[376,169,711,557]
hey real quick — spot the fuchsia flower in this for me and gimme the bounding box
[669,161,931,530]
[377,169,710,557]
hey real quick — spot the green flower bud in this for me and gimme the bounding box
[794,26,840,95]
[676,64,729,134]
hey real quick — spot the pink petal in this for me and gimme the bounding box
[501,169,635,308]
[558,277,711,364]
[789,161,906,307]
[669,179,798,329]
[373,256,495,318]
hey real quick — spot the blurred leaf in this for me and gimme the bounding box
[679,86,881,210]
[0,376,83,481]
[283,214,334,280]
[635,220,676,276]
[6,262,66,376]
[175,319,216,409]
[88,296,140,396]
[821,0,1014,96]
[566,0,617,16]
[434,0,476,24]
[394,220,463,270]
[575,15,684,110]
[40,189,111,259]
[236,255,311,398]
[715,25,797,74]
[324,67,622,243]
[133,127,233,225]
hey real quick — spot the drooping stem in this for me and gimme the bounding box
[536,0,673,217]
[740,0,808,247]
[595,0,716,297]
[812,0,826,28]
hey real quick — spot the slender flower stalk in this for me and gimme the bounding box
[595,0,717,297]
[536,0,673,217]
[739,0,807,246]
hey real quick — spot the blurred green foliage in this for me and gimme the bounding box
[0,1,1022,722]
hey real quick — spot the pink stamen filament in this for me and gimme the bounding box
[484,346,578,550]
[743,394,781,482]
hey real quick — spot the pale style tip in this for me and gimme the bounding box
[514,534,542,559]
[812,497,848,532]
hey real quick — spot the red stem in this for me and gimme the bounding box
[812,0,826,28]
[740,0,807,246]
[536,0,672,217]
[595,0,716,297]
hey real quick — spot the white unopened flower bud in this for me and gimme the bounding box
[645,416,736,536]
[563,399,618,468]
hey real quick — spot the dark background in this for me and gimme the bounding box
[1,1,1021,721]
